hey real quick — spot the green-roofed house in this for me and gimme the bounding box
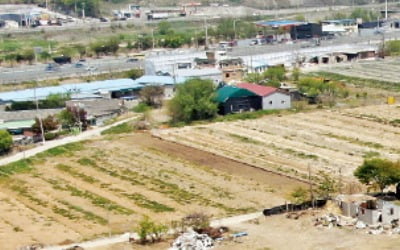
[0,120,35,135]
[216,85,262,115]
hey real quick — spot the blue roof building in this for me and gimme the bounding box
[0,76,186,102]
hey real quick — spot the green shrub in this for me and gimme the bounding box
[101,122,134,135]
[132,103,152,113]
[44,132,59,141]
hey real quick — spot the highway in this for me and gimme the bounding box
[0,57,143,84]
[1,29,400,85]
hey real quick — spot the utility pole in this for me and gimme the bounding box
[152,28,155,50]
[204,16,208,50]
[233,19,239,41]
[308,164,314,208]
[338,167,342,194]
[82,2,86,20]
[385,0,388,21]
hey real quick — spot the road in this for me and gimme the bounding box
[1,28,399,85]
[0,57,143,84]
[43,212,263,249]
[0,4,351,35]
[0,115,139,166]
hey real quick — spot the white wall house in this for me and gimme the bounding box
[237,83,291,110]
[262,91,291,110]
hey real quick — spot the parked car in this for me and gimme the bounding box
[126,58,139,63]
[45,63,60,72]
[74,62,85,68]
[86,66,98,71]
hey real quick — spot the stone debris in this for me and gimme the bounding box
[314,213,400,235]
[355,220,366,229]
[170,231,214,250]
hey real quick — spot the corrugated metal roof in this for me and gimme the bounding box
[0,120,35,130]
[255,20,306,28]
[0,78,139,102]
[216,85,256,103]
[175,68,222,77]
[237,83,277,97]
[0,76,186,102]
[136,75,186,85]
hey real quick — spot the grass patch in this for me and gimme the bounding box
[101,122,134,135]
[214,109,281,122]
[35,142,84,159]
[0,159,34,178]
[363,151,381,159]
[324,133,384,149]
[59,200,108,225]
[55,164,99,184]
[227,133,262,145]
[118,190,175,213]
[132,103,152,113]
[9,181,48,207]
[45,178,133,215]
[311,72,400,91]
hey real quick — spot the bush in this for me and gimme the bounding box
[132,103,152,113]
[101,122,134,135]
[0,130,12,154]
[135,216,168,244]
[44,132,59,141]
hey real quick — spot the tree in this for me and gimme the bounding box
[32,115,59,134]
[139,86,164,107]
[292,67,300,82]
[58,106,87,130]
[354,158,400,192]
[0,130,12,154]
[182,212,210,232]
[244,72,263,84]
[169,79,218,123]
[124,68,144,80]
[289,187,309,205]
[157,21,173,35]
[316,171,338,199]
[135,216,168,244]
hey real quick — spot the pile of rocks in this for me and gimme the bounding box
[170,231,214,250]
[314,214,400,235]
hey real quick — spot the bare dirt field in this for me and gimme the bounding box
[154,104,400,184]
[0,132,300,249]
[92,208,400,250]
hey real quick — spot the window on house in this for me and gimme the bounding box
[269,101,272,105]
[390,208,394,215]
[225,73,230,78]
[281,100,285,104]
[361,208,365,215]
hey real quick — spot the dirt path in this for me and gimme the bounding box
[132,133,306,192]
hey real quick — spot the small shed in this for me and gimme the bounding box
[237,83,291,110]
[216,85,261,115]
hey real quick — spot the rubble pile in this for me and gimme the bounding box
[314,214,400,235]
[170,231,214,250]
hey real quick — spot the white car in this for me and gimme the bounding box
[86,66,98,71]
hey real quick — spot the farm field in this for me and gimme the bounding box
[315,59,400,83]
[155,104,400,184]
[0,133,298,249]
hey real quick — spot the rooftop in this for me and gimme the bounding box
[0,119,35,130]
[216,85,257,103]
[0,76,187,102]
[255,20,307,28]
[237,83,277,97]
